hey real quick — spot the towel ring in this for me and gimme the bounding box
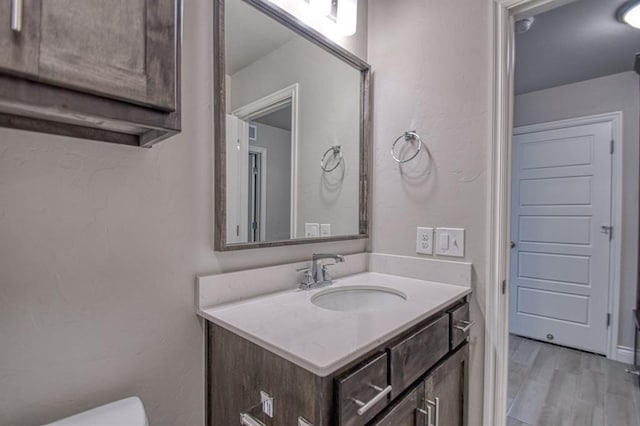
[321,145,343,172]
[391,131,423,163]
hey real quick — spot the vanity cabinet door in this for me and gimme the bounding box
[370,383,426,426]
[0,0,40,75]
[37,0,177,111]
[423,344,468,426]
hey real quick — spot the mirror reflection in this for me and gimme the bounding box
[224,0,362,244]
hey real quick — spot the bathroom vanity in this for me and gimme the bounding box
[200,272,472,426]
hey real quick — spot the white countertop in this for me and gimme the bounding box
[198,272,471,377]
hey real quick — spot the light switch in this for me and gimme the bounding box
[416,227,433,255]
[435,228,465,257]
[439,233,449,250]
[305,223,320,238]
[320,224,331,237]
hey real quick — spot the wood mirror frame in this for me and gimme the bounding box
[213,0,371,251]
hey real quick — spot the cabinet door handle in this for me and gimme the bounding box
[454,320,475,333]
[11,0,23,32]
[239,413,266,426]
[352,384,392,415]
[426,397,440,426]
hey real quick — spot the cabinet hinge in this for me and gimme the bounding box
[501,280,507,295]
[607,313,611,327]
[610,139,614,154]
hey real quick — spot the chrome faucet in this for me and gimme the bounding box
[298,253,345,289]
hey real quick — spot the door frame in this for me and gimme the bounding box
[248,145,268,241]
[512,112,623,358]
[486,1,605,425]
[232,83,300,239]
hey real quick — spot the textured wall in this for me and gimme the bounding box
[367,0,492,423]
[0,1,367,425]
[515,71,640,349]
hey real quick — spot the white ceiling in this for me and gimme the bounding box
[225,0,296,75]
[515,0,640,94]
[254,105,293,131]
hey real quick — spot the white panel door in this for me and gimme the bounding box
[510,121,613,354]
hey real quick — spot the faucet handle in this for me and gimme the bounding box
[297,266,315,289]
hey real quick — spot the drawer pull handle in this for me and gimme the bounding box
[426,397,440,426]
[11,0,23,32]
[352,384,392,415]
[239,413,265,426]
[454,320,475,333]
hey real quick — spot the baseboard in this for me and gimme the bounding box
[615,345,635,364]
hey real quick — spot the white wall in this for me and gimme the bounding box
[514,71,640,349]
[0,1,368,425]
[367,0,492,423]
[230,37,362,238]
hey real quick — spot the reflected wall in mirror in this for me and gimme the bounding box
[215,0,371,250]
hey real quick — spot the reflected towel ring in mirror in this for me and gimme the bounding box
[391,131,423,163]
[321,145,344,172]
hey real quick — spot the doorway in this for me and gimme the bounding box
[488,0,640,425]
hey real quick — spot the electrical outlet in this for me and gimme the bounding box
[320,224,331,237]
[435,228,464,257]
[416,227,433,255]
[305,223,319,238]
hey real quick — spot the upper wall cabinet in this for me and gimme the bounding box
[0,0,181,147]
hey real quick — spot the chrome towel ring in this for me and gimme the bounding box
[391,131,423,163]
[321,145,343,172]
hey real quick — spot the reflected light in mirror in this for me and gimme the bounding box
[268,0,357,38]
[308,0,331,16]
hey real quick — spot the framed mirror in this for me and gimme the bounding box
[214,0,371,250]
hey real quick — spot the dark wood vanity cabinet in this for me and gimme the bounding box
[207,297,471,426]
[0,0,181,147]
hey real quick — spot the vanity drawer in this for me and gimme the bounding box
[387,314,449,398]
[450,302,472,349]
[337,352,390,426]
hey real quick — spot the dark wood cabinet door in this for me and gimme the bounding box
[371,384,426,426]
[423,344,468,426]
[38,0,177,111]
[0,0,40,76]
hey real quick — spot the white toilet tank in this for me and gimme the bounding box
[45,397,148,426]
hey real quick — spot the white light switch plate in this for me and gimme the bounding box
[305,223,319,238]
[320,224,331,237]
[435,228,464,257]
[416,227,433,255]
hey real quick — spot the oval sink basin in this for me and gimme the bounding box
[310,285,407,313]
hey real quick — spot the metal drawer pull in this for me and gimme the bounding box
[298,417,314,426]
[352,384,392,415]
[454,320,475,333]
[11,0,23,32]
[426,397,440,426]
[239,413,265,426]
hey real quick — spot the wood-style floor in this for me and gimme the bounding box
[507,335,640,426]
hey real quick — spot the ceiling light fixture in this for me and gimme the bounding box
[617,0,640,29]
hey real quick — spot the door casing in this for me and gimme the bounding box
[487,1,623,425]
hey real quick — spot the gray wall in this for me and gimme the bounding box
[368,0,492,423]
[514,71,640,349]
[230,36,361,238]
[250,122,292,241]
[0,1,367,425]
